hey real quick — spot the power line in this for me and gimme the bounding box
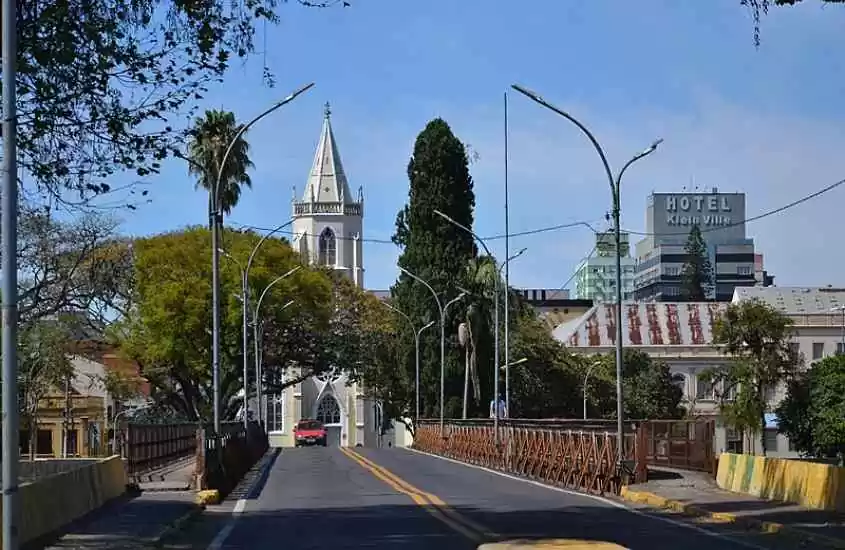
[622,176,845,237]
[228,175,845,249]
[228,218,604,245]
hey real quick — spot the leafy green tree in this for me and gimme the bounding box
[462,255,497,415]
[391,118,477,419]
[505,302,582,418]
[706,300,801,455]
[680,225,713,302]
[11,0,337,208]
[776,355,845,461]
[114,226,330,420]
[588,350,683,420]
[188,110,255,215]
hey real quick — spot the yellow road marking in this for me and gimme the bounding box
[340,447,496,542]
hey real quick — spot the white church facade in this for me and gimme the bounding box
[263,103,403,448]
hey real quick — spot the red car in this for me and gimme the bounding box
[294,419,327,447]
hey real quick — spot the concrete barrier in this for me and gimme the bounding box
[19,458,99,483]
[716,452,845,512]
[3,455,128,546]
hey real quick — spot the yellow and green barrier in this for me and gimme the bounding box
[717,452,845,512]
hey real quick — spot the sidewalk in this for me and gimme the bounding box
[622,468,845,549]
[40,491,200,550]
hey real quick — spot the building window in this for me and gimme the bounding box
[671,373,687,398]
[764,429,779,453]
[838,342,845,355]
[813,342,824,360]
[725,426,743,454]
[318,227,337,266]
[696,377,716,400]
[316,395,341,424]
[738,266,752,275]
[267,392,285,433]
[789,342,800,361]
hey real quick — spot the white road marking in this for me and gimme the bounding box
[401,447,770,550]
[206,452,276,550]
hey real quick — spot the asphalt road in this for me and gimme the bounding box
[210,446,472,549]
[201,447,804,550]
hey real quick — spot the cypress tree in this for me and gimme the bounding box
[680,225,713,301]
[390,119,476,418]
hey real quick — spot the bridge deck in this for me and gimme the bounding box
[197,447,799,550]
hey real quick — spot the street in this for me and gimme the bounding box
[198,447,786,550]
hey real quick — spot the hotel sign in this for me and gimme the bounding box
[664,194,734,227]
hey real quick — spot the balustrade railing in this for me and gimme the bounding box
[413,418,715,495]
[414,419,645,495]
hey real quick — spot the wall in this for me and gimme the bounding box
[6,455,127,546]
[716,453,845,512]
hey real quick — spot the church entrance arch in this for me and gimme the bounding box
[315,394,343,447]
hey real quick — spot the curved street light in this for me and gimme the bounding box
[253,266,301,427]
[218,249,251,429]
[398,266,465,434]
[498,246,527,415]
[511,83,662,465]
[380,301,435,424]
[433,209,503,445]
[209,82,314,433]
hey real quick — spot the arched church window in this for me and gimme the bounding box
[316,395,341,424]
[318,227,337,266]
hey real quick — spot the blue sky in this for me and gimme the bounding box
[117,0,845,291]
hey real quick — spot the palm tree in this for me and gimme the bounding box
[187,109,255,216]
[463,255,500,410]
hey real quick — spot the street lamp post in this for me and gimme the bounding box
[583,359,601,420]
[511,83,662,466]
[253,266,300,426]
[219,249,251,429]
[209,82,314,435]
[112,402,153,456]
[433,209,502,445]
[399,267,465,434]
[380,301,435,424]
[497,357,527,418]
[498,247,527,416]
[245,219,295,429]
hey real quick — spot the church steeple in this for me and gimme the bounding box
[301,102,354,204]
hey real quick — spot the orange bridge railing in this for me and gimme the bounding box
[413,418,714,495]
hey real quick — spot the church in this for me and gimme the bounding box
[262,103,406,448]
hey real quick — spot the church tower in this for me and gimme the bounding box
[292,103,364,288]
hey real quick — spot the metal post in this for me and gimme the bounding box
[211,213,222,434]
[493,275,500,440]
[612,184,624,462]
[242,272,250,428]
[503,91,511,416]
[509,83,661,467]
[432,211,498,442]
[253,316,262,428]
[398,267,445,433]
[209,83,313,435]
[414,331,421,423]
[2,0,21,541]
[439,311,445,430]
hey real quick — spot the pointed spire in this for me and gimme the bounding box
[301,102,354,204]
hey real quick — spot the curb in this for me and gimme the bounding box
[150,504,206,547]
[478,541,626,549]
[619,486,845,549]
